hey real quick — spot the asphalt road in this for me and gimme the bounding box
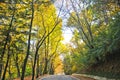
[40,75,80,80]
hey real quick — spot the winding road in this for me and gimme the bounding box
[40,75,80,80]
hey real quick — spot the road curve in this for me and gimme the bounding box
[40,75,80,80]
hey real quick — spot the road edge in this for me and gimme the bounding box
[72,74,117,80]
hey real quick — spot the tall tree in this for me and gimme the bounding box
[21,0,34,79]
[31,1,63,79]
[0,2,16,79]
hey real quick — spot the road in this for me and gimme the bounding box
[40,75,80,80]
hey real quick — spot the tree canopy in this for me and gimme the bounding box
[0,0,120,79]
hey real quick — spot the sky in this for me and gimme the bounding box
[54,0,73,44]
[62,27,73,44]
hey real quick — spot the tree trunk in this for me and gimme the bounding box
[15,55,20,77]
[0,8,15,79]
[36,55,39,78]
[49,62,54,75]
[43,41,48,75]
[43,58,48,74]
[31,49,38,80]
[1,50,10,80]
[8,58,12,79]
[21,0,34,79]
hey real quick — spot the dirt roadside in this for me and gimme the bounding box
[72,75,96,80]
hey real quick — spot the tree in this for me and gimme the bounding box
[66,0,120,73]
[0,0,64,79]
[31,1,63,79]
[21,0,34,79]
[0,2,16,79]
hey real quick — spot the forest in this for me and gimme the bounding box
[0,0,120,80]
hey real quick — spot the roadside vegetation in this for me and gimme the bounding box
[63,0,120,79]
